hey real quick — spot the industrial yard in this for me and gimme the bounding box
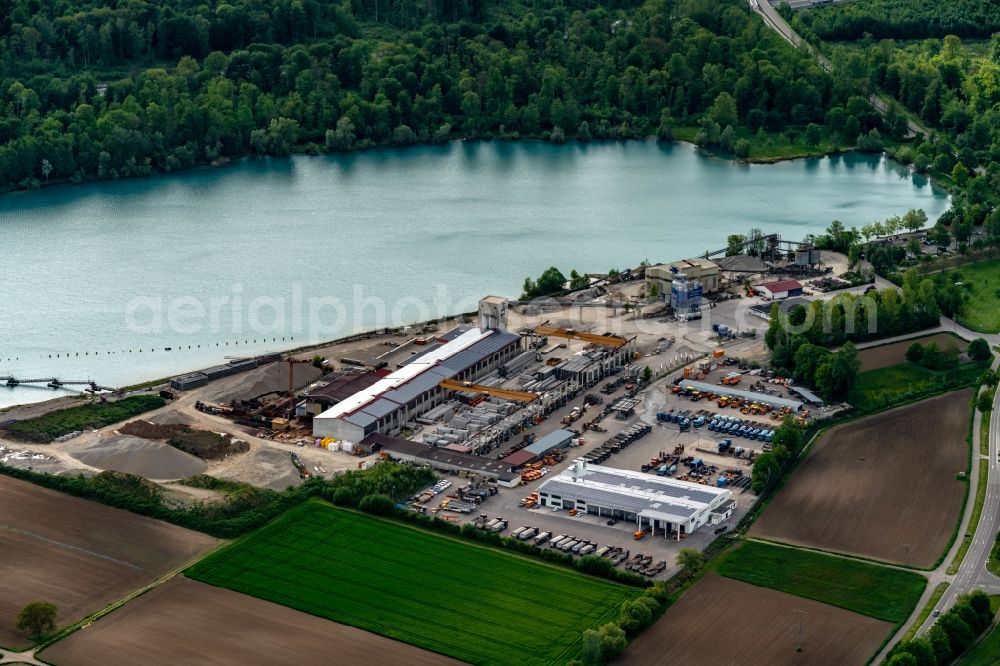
[751,389,972,568]
[0,279,834,577]
[5,245,966,666]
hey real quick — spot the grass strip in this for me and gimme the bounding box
[714,541,926,624]
[902,582,949,642]
[948,459,990,575]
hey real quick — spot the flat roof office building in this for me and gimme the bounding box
[537,462,734,538]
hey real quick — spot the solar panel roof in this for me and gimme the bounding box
[539,480,697,519]
[582,469,720,504]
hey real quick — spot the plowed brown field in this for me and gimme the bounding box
[621,574,891,666]
[0,476,218,648]
[40,577,461,666]
[857,333,968,371]
[751,390,971,567]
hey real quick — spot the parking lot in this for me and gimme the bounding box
[453,371,779,578]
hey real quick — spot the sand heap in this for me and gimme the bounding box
[204,363,324,403]
[72,436,206,479]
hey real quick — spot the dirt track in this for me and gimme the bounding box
[751,390,971,568]
[0,476,218,649]
[622,574,891,666]
[40,577,462,666]
[858,333,968,371]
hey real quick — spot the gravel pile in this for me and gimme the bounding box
[203,363,324,404]
[72,435,206,479]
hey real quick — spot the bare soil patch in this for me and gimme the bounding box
[621,574,891,666]
[751,390,971,568]
[0,475,218,649]
[858,333,968,371]
[40,577,461,666]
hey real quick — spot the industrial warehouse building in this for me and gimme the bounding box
[361,434,522,487]
[676,379,804,412]
[298,369,386,416]
[553,345,634,384]
[645,258,721,297]
[755,279,804,300]
[538,462,734,538]
[501,429,577,467]
[312,326,522,443]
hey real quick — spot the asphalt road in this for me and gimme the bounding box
[750,0,927,137]
[914,356,1000,635]
[863,320,1000,660]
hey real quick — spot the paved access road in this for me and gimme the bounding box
[0,647,45,666]
[913,357,1000,635]
[865,320,1000,661]
[750,0,928,137]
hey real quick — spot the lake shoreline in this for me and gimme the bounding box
[0,135,900,200]
[0,141,949,409]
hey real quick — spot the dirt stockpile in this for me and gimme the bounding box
[120,420,249,460]
[119,420,188,440]
[203,363,323,403]
[167,430,249,460]
[72,436,206,479]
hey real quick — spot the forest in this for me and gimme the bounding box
[0,0,857,191]
[793,5,1000,247]
[795,0,1000,41]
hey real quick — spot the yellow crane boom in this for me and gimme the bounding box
[533,324,629,348]
[439,379,538,402]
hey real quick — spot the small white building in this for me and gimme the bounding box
[754,279,804,301]
[537,462,734,538]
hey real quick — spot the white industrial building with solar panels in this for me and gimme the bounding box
[537,462,735,538]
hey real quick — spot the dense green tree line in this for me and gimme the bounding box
[0,0,851,191]
[886,590,995,665]
[765,272,943,351]
[800,35,1000,241]
[797,0,1000,41]
[0,460,434,538]
[750,415,804,494]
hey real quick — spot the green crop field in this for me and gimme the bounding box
[187,501,637,665]
[715,541,925,624]
[941,260,1000,333]
[849,362,983,412]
